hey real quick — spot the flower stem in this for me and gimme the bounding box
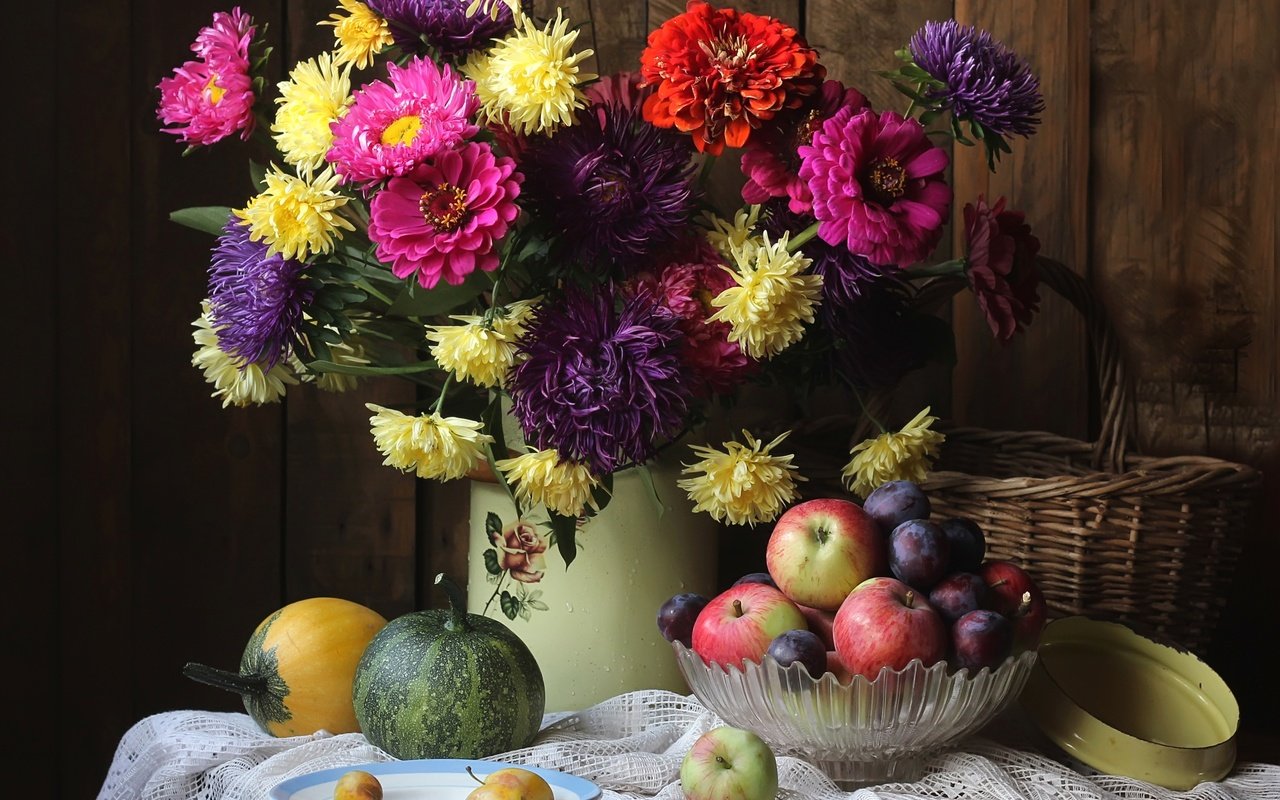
[787,221,821,252]
[482,571,508,616]
[904,258,967,279]
[698,153,719,186]
[433,373,453,414]
[355,280,394,307]
[851,384,888,435]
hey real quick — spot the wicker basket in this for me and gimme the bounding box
[790,259,1262,655]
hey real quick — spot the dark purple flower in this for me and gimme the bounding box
[208,217,313,368]
[820,277,932,390]
[366,0,517,56]
[508,285,692,474]
[519,103,697,269]
[761,200,886,308]
[909,19,1043,138]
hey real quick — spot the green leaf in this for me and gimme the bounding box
[306,359,437,376]
[170,206,233,236]
[499,591,521,620]
[483,548,501,576]
[589,472,613,516]
[481,393,518,508]
[550,511,578,568]
[636,464,666,519]
[485,511,503,538]
[249,160,267,190]
[388,273,487,317]
[527,599,549,612]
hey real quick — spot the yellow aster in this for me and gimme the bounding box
[708,232,823,359]
[320,0,394,70]
[841,407,946,499]
[427,299,538,388]
[192,303,298,408]
[496,448,601,518]
[677,431,804,527]
[462,9,596,137]
[703,205,762,258]
[366,404,494,481]
[235,166,354,261]
[272,52,353,179]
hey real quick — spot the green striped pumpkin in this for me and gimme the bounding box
[352,574,545,760]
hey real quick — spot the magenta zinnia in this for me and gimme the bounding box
[368,141,521,288]
[507,286,693,474]
[964,195,1041,342]
[326,56,480,187]
[156,8,257,147]
[799,107,951,268]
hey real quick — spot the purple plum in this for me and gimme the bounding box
[862,481,931,535]
[732,572,778,589]
[766,629,827,678]
[952,609,1013,672]
[940,518,987,573]
[657,593,709,648]
[888,520,951,591]
[928,572,989,623]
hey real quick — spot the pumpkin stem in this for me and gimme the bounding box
[182,662,268,697]
[435,573,469,632]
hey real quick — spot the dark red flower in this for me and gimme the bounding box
[964,195,1041,342]
[639,1,824,155]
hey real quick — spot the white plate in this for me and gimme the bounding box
[270,758,603,800]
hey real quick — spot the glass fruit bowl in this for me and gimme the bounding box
[672,641,1038,786]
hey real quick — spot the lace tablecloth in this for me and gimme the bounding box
[97,690,1279,800]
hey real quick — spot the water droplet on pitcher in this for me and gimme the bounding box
[602,666,611,672]
[564,602,574,613]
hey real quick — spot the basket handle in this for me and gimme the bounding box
[1034,257,1135,471]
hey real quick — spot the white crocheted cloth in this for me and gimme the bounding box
[97,691,1279,800]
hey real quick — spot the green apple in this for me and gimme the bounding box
[680,726,778,800]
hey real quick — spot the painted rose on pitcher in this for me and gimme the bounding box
[491,519,549,583]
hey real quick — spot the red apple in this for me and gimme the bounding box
[825,650,853,684]
[765,498,887,611]
[832,577,948,680]
[691,583,808,667]
[797,604,836,649]
[980,560,1048,650]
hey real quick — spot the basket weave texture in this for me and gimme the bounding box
[790,259,1262,655]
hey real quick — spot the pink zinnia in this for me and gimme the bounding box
[799,107,951,268]
[584,71,652,113]
[368,142,521,289]
[964,195,1041,342]
[741,80,869,214]
[327,57,480,188]
[156,8,257,147]
[636,258,754,397]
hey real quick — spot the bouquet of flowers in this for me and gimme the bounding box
[157,0,1044,618]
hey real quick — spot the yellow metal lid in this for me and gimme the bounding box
[1020,616,1239,790]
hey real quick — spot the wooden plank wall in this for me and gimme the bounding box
[15,0,1277,795]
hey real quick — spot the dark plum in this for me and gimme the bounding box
[862,481,931,535]
[766,629,828,678]
[656,593,709,648]
[928,572,989,623]
[888,520,950,591]
[952,609,1013,672]
[732,572,778,589]
[940,518,986,573]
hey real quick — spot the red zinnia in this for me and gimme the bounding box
[964,195,1041,342]
[639,1,824,155]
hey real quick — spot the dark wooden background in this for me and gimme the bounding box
[8,0,1277,796]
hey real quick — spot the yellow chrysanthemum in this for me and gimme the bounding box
[463,9,596,137]
[841,407,946,498]
[235,166,355,261]
[677,431,804,527]
[320,0,394,70]
[496,448,601,518]
[703,205,762,258]
[426,299,537,388]
[192,303,298,408]
[465,0,522,23]
[272,53,353,178]
[294,338,369,393]
[366,404,494,481]
[708,232,823,359]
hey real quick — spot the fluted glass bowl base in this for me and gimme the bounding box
[672,642,1038,788]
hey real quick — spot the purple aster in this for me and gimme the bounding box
[508,285,693,474]
[820,277,932,390]
[208,216,313,368]
[366,0,517,57]
[760,200,886,308]
[519,103,697,270]
[909,19,1043,138]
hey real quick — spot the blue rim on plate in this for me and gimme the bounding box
[270,758,602,800]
